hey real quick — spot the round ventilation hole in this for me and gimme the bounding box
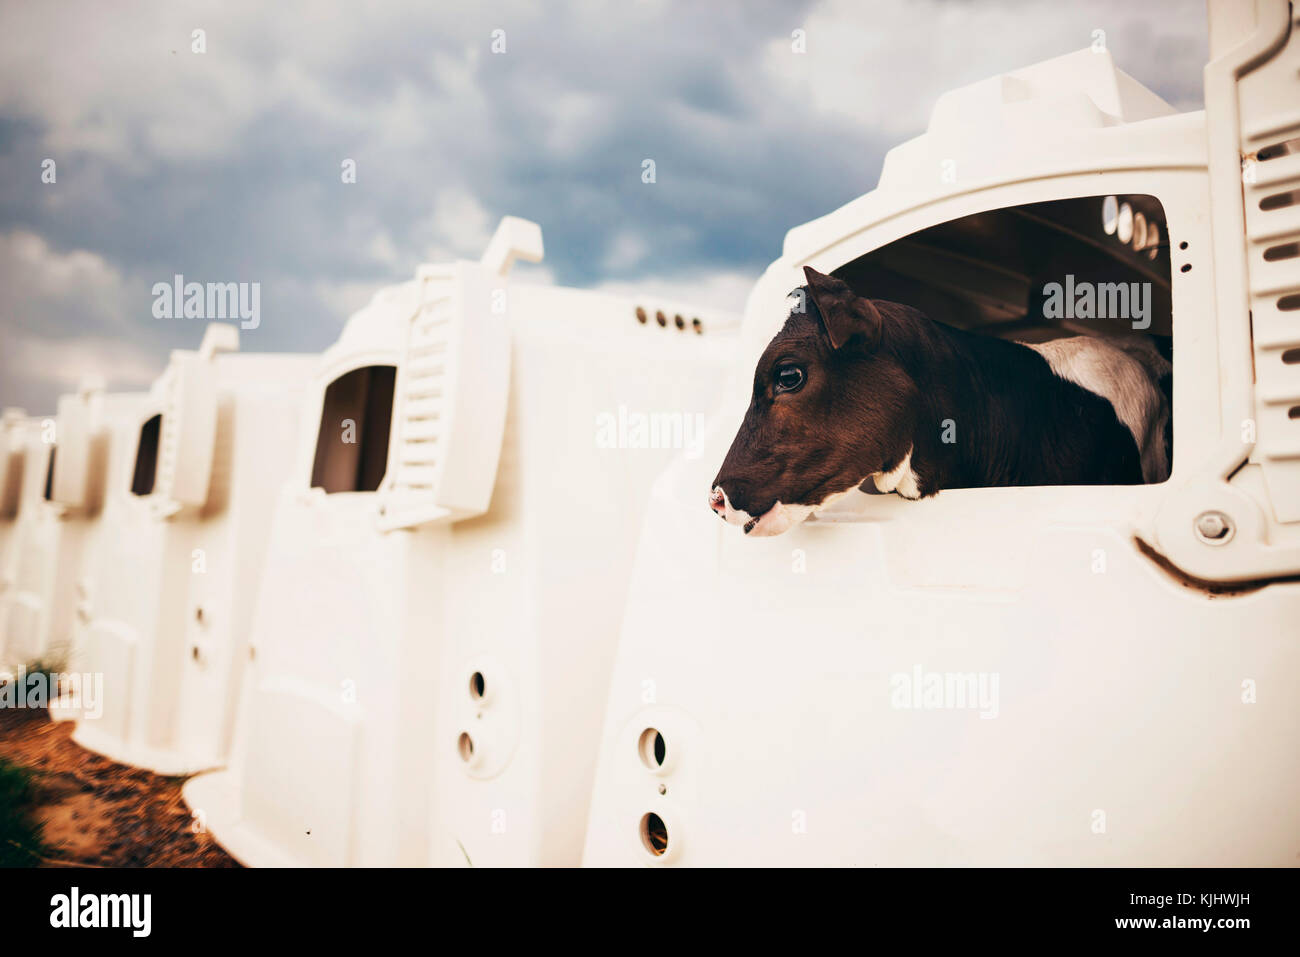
[469,671,486,700]
[457,732,474,762]
[640,812,668,857]
[638,728,666,770]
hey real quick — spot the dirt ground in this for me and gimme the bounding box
[0,707,238,867]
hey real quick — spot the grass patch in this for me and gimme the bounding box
[0,758,45,867]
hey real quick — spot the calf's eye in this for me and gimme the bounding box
[774,364,805,394]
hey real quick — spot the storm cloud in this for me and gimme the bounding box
[0,0,1207,410]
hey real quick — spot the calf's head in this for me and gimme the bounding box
[709,267,919,536]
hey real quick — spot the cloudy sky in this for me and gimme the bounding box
[0,0,1207,411]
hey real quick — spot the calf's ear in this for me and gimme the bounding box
[802,266,881,350]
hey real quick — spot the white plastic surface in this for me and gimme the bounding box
[585,17,1300,867]
[184,220,742,866]
[70,337,314,774]
[0,414,48,666]
[377,260,511,530]
[0,394,148,669]
[49,389,101,511]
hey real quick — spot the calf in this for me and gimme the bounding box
[709,267,1170,536]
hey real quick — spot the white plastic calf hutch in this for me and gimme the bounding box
[183,217,740,867]
[59,390,155,673]
[585,2,1300,867]
[70,326,315,774]
[0,411,60,668]
[0,409,31,655]
[0,386,148,670]
[0,409,46,667]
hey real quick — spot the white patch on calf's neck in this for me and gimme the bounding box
[872,447,921,499]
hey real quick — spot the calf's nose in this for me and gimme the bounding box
[709,487,726,515]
